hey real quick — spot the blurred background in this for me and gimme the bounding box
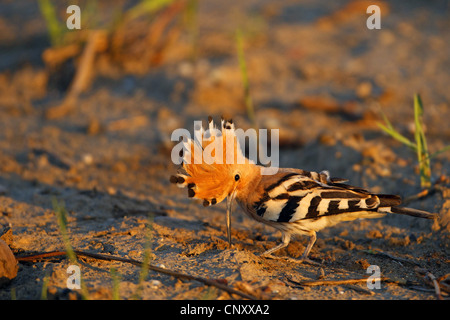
[1,0,449,195]
[0,0,449,299]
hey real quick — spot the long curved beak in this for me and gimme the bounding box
[226,187,238,247]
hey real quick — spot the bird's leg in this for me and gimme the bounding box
[261,233,291,257]
[262,231,321,266]
[298,231,321,265]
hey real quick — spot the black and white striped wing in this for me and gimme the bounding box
[253,173,384,223]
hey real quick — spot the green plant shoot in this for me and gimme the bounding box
[377,94,450,189]
[236,29,256,127]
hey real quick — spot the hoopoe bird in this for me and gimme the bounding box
[170,117,437,263]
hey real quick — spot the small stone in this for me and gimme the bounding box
[82,154,93,165]
[149,280,162,288]
[0,239,18,287]
[356,82,372,98]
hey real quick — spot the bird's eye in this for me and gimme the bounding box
[234,174,240,181]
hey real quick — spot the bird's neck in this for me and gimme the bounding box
[235,164,264,202]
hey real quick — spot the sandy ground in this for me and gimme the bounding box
[0,0,449,300]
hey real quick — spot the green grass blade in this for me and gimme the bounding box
[184,0,199,61]
[428,145,450,160]
[53,198,77,263]
[110,268,121,300]
[376,121,416,150]
[126,0,175,21]
[84,0,99,30]
[40,273,50,300]
[236,29,256,127]
[38,0,65,47]
[53,198,90,299]
[379,109,394,131]
[132,214,154,300]
[413,94,431,188]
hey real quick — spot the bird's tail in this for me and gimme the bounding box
[377,194,402,207]
[375,194,437,219]
[378,205,437,219]
[390,206,438,219]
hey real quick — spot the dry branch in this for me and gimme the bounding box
[286,276,402,287]
[45,30,107,119]
[364,249,420,266]
[415,267,444,300]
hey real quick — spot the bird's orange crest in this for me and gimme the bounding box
[170,117,255,207]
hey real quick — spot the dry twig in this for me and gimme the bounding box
[437,273,450,294]
[402,175,449,205]
[286,276,404,287]
[45,30,107,119]
[364,249,420,266]
[415,267,444,300]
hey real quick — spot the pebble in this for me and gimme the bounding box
[356,81,372,98]
[149,280,162,288]
[0,239,18,287]
[82,154,93,165]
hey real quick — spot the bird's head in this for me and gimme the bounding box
[170,117,260,244]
